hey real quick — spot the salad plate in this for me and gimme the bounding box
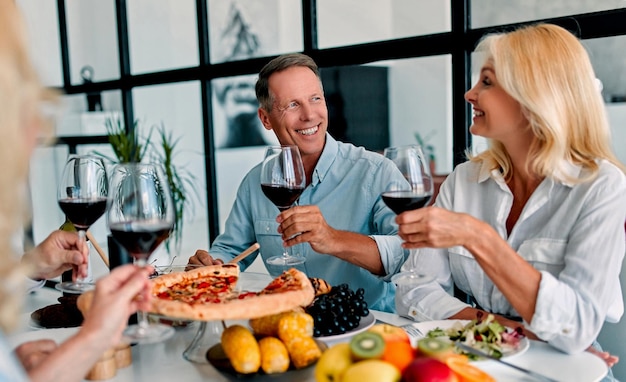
[410,319,530,359]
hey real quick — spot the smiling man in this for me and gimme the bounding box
[188,53,408,312]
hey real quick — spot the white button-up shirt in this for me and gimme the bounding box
[396,159,626,353]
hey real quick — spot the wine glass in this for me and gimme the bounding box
[260,145,307,277]
[383,145,434,287]
[56,154,108,294]
[382,145,434,214]
[107,163,175,343]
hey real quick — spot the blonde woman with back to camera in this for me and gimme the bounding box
[0,1,153,381]
[395,23,625,377]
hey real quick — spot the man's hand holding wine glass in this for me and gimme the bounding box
[275,204,342,254]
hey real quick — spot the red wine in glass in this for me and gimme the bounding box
[261,184,305,212]
[260,146,308,277]
[383,145,434,287]
[56,155,108,294]
[382,145,433,214]
[107,163,175,344]
[381,191,432,214]
[109,222,172,259]
[58,198,108,230]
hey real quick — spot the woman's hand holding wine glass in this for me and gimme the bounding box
[56,155,108,294]
[260,145,308,277]
[107,163,175,344]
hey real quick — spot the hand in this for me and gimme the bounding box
[395,206,473,249]
[14,339,58,372]
[276,205,340,254]
[79,264,153,347]
[586,346,619,368]
[21,230,89,280]
[188,249,224,266]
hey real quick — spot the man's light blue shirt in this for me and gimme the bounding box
[210,134,408,312]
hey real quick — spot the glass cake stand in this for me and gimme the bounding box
[182,272,273,364]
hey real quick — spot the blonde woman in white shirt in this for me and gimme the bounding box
[395,23,625,368]
[0,1,153,381]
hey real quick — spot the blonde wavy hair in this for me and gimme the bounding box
[470,23,625,182]
[0,0,56,332]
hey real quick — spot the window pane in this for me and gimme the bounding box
[472,0,626,28]
[208,0,303,64]
[55,91,123,136]
[317,0,450,49]
[127,0,198,74]
[212,74,279,232]
[383,56,452,175]
[212,75,278,149]
[584,35,626,166]
[29,146,68,245]
[66,0,120,85]
[16,0,63,87]
[132,81,209,258]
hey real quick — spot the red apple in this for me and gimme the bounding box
[368,323,411,344]
[402,357,459,382]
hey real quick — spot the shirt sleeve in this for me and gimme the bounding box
[24,277,45,294]
[528,168,626,353]
[395,172,471,321]
[208,172,259,269]
[395,245,471,321]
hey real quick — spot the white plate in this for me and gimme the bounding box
[410,319,530,359]
[316,312,376,345]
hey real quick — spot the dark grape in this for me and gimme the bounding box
[305,283,371,337]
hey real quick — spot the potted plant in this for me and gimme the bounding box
[95,116,195,255]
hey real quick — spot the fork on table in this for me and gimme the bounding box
[401,324,425,342]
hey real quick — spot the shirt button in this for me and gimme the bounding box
[265,227,270,232]
[410,309,417,317]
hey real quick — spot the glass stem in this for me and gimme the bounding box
[134,257,149,331]
[77,229,88,283]
[137,311,149,331]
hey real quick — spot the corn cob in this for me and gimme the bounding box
[249,307,304,337]
[283,335,322,369]
[277,311,314,343]
[221,325,260,374]
[258,337,290,374]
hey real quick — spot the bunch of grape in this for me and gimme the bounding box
[305,284,369,337]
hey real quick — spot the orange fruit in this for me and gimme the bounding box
[381,340,414,372]
[445,356,496,382]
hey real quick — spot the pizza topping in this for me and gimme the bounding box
[154,274,238,305]
[262,271,302,294]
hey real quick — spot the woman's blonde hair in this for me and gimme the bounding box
[0,0,56,332]
[470,23,625,181]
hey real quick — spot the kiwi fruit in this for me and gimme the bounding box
[349,331,386,360]
[417,337,453,357]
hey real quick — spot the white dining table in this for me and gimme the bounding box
[9,275,608,382]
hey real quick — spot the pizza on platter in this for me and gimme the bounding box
[149,265,315,321]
